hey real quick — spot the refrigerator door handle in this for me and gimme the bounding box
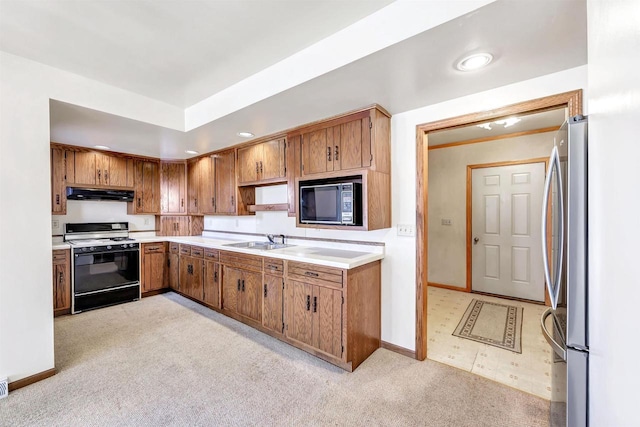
[541,308,566,361]
[541,146,564,309]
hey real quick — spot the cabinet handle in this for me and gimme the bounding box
[313,296,317,313]
[97,169,101,182]
[256,161,259,175]
[194,198,198,208]
[306,295,311,311]
[327,146,331,161]
[213,197,216,210]
[237,279,241,291]
[335,146,339,161]
[267,264,279,270]
[167,259,170,267]
[260,161,263,173]
[105,170,109,182]
[214,271,218,283]
[137,197,141,208]
[304,271,319,277]
[264,283,267,298]
[181,198,184,208]
[59,271,63,284]
[242,279,245,292]
[231,196,234,206]
[56,194,60,205]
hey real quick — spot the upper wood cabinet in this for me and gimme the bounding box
[160,162,186,214]
[187,156,215,215]
[296,107,389,177]
[51,147,69,215]
[237,138,286,185]
[71,151,134,188]
[214,149,236,214]
[128,160,160,214]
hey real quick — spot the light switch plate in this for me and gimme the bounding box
[52,219,60,229]
[441,218,452,226]
[397,224,415,237]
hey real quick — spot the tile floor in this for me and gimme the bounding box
[427,286,552,400]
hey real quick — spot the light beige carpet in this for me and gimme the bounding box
[0,293,549,426]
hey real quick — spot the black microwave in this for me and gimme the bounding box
[299,181,362,225]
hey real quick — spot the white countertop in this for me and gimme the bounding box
[137,236,384,269]
[52,235,384,269]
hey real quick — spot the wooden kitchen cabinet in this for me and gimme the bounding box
[187,156,215,215]
[160,161,187,214]
[141,242,167,294]
[203,249,220,308]
[220,251,263,322]
[128,159,160,214]
[51,147,69,215]
[214,149,236,214]
[298,107,389,177]
[263,258,284,334]
[237,138,286,185]
[71,151,133,188]
[156,216,204,236]
[52,249,71,316]
[168,243,180,291]
[179,245,204,301]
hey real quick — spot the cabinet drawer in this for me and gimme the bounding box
[169,242,180,254]
[52,249,69,264]
[143,243,166,254]
[179,244,191,256]
[219,251,263,272]
[263,258,284,276]
[190,246,204,258]
[287,261,343,288]
[204,248,219,260]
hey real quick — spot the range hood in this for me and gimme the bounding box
[66,187,134,202]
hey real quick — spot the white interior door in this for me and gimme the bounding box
[471,162,545,301]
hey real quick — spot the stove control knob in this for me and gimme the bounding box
[129,243,135,248]
[107,245,112,250]
[122,244,127,249]
[89,247,95,252]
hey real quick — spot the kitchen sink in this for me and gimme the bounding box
[223,241,294,251]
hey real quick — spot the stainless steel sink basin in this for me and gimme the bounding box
[223,241,294,251]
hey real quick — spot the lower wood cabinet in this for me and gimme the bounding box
[222,266,262,323]
[263,274,284,334]
[52,249,71,316]
[141,242,167,293]
[168,243,180,290]
[203,249,220,308]
[179,251,204,301]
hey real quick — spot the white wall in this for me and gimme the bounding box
[0,53,183,383]
[52,201,156,236]
[587,1,640,425]
[428,132,555,287]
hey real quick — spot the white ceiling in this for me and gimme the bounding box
[0,0,393,107]
[11,0,587,159]
[428,107,567,146]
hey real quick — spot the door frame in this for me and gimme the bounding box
[466,158,550,302]
[414,90,582,361]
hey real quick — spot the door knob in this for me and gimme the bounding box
[473,237,479,244]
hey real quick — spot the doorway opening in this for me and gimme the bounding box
[414,90,583,398]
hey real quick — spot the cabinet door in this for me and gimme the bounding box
[106,156,132,188]
[286,280,313,346]
[74,152,96,185]
[139,161,160,214]
[215,150,236,214]
[51,148,67,215]
[187,159,200,214]
[312,286,343,358]
[339,117,370,171]
[261,138,286,180]
[142,247,166,292]
[222,266,241,312]
[179,255,191,296]
[237,144,260,184]
[203,260,220,308]
[238,269,262,322]
[190,257,203,301]
[161,162,187,214]
[52,261,70,312]
[168,253,179,290]
[302,128,328,176]
[177,216,191,235]
[263,274,283,334]
[199,157,216,214]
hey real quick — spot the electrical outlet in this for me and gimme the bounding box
[52,219,60,229]
[397,224,415,237]
[441,218,452,226]
[144,218,150,226]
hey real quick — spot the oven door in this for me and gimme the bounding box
[73,248,140,295]
[300,184,341,224]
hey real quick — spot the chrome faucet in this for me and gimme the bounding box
[267,234,286,245]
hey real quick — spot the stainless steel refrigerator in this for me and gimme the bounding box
[541,115,588,427]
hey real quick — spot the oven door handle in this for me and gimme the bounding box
[74,248,140,257]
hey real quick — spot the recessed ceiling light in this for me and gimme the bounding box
[185,150,199,155]
[237,131,254,138]
[456,53,493,71]
[94,145,110,150]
